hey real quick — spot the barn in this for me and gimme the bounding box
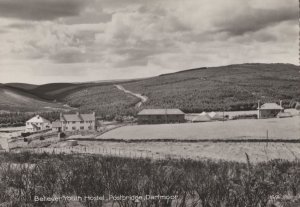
[137,109,185,124]
[257,102,283,119]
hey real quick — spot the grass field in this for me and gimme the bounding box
[99,116,300,140]
[53,141,300,163]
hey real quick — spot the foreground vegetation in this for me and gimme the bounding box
[0,152,300,207]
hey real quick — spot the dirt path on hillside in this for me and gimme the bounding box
[114,85,148,108]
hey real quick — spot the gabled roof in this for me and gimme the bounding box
[60,113,95,122]
[258,103,283,110]
[138,109,185,115]
[27,123,39,129]
[26,115,50,123]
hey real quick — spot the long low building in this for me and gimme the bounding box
[137,109,185,124]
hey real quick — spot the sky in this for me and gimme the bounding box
[0,0,298,84]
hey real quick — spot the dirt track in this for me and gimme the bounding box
[114,84,148,107]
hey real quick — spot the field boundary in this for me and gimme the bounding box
[67,137,300,143]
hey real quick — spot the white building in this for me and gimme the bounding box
[25,115,51,132]
[60,112,96,131]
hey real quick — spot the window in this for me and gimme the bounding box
[72,121,76,124]
[72,127,76,130]
[80,121,84,124]
[88,126,92,130]
[80,126,84,130]
[66,127,68,130]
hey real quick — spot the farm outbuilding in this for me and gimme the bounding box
[209,112,225,121]
[137,109,185,124]
[52,120,62,132]
[257,101,283,119]
[192,112,212,122]
[277,111,292,118]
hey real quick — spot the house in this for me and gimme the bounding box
[25,115,51,132]
[59,112,96,131]
[137,109,185,124]
[257,101,283,119]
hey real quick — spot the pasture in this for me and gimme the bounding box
[44,141,300,163]
[99,116,300,140]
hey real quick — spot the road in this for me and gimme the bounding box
[115,84,148,107]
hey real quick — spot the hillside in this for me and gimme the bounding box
[122,63,300,113]
[4,79,143,101]
[0,85,72,112]
[2,63,299,116]
[64,85,140,119]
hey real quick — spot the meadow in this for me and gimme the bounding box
[51,141,300,163]
[0,152,300,207]
[99,116,300,140]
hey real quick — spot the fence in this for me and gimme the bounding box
[14,146,181,160]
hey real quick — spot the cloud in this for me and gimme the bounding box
[0,0,90,20]
[0,0,298,83]
[49,47,86,63]
[214,6,298,35]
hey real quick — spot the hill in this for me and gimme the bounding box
[122,63,300,113]
[1,63,299,116]
[0,84,72,112]
[4,79,143,101]
[5,83,38,90]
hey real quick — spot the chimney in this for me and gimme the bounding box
[60,113,63,118]
[76,112,80,116]
[92,112,95,116]
[280,100,282,107]
[258,100,261,109]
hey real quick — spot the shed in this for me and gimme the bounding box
[192,112,212,122]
